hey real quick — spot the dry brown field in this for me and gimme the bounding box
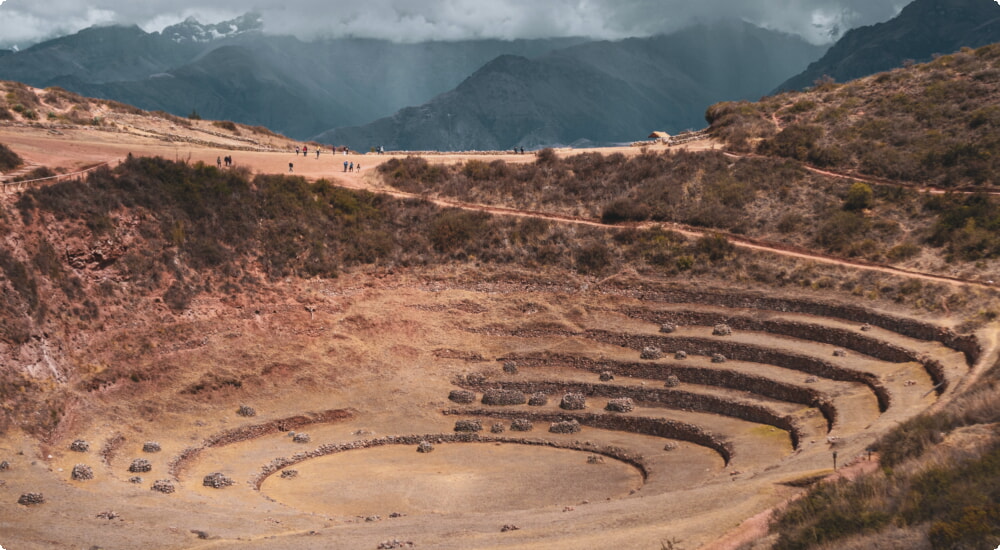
[0,97,996,549]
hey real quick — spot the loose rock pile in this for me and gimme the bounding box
[237,405,256,417]
[417,441,434,453]
[587,455,606,464]
[377,539,414,549]
[71,464,94,481]
[18,492,44,505]
[96,510,120,520]
[128,458,152,473]
[448,390,476,404]
[640,347,663,360]
[0,460,9,471]
[70,440,90,452]
[605,398,635,413]
[503,361,518,374]
[293,433,312,444]
[491,423,506,434]
[549,420,582,434]
[460,372,488,385]
[202,472,235,489]
[833,349,847,357]
[664,375,681,387]
[280,470,299,479]
[560,393,587,410]
[599,371,615,382]
[481,388,527,406]
[454,419,482,432]
[663,442,678,451]
[510,419,534,432]
[528,392,548,406]
[711,353,727,363]
[143,442,161,453]
[713,324,732,336]
[501,524,520,532]
[128,476,143,484]
[660,323,677,334]
[151,480,175,493]
[674,350,688,359]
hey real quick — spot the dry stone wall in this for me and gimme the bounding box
[461,380,803,448]
[169,409,354,477]
[503,354,837,430]
[251,432,650,489]
[613,285,981,366]
[622,308,951,390]
[584,330,891,413]
[445,408,733,465]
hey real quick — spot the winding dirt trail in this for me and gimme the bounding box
[1,125,995,291]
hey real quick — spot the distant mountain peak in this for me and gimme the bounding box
[160,12,263,43]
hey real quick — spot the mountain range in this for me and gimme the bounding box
[322,21,824,150]
[2,0,1000,150]
[776,0,1000,91]
[0,14,585,139]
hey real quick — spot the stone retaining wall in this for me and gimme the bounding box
[503,354,838,430]
[459,380,802,449]
[445,409,734,465]
[251,432,651,490]
[168,409,354,478]
[586,330,891,413]
[614,285,981,366]
[622,308,950,391]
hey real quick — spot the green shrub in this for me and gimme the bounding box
[844,182,874,211]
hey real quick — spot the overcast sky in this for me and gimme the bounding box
[0,0,916,50]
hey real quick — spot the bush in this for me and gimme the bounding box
[0,142,23,172]
[844,182,875,211]
[212,120,238,133]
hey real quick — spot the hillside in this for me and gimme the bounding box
[0,71,999,549]
[777,0,1000,91]
[710,43,1000,189]
[322,20,824,151]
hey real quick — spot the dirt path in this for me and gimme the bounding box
[2,126,995,291]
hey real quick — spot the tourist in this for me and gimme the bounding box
[343,160,348,172]
[289,162,293,172]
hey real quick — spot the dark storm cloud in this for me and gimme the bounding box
[0,0,910,49]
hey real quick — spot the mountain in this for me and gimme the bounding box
[319,20,825,151]
[0,16,584,139]
[776,0,1000,91]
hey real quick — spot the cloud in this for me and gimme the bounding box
[0,0,909,49]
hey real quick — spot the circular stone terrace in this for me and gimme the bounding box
[37,283,980,549]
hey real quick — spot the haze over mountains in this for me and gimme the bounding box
[1,0,999,150]
[777,0,1000,91]
[322,21,823,150]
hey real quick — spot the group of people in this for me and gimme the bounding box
[216,155,234,167]
[287,145,361,173]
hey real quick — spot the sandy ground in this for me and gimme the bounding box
[0,117,993,549]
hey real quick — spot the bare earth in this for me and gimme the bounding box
[0,109,996,550]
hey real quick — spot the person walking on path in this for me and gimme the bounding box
[217,156,222,168]
[343,160,348,172]
[295,146,300,155]
[289,162,294,173]
[349,161,354,172]
[316,148,320,159]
